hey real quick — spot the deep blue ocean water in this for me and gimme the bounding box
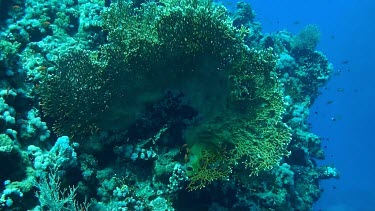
[245,0,375,210]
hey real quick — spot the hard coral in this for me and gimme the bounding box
[39,51,114,138]
[40,0,292,189]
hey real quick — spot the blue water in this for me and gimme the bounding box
[247,0,375,210]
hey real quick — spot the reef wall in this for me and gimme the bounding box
[0,0,338,210]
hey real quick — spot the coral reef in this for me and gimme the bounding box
[0,0,338,210]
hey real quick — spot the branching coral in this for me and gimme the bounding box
[40,0,292,190]
[39,51,114,138]
[292,24,321,51]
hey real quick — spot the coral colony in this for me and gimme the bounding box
[0,0,338,210]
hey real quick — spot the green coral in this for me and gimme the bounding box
[39,51,114,138]
[291,24,321,51]
[185,49,291,189]
[40,0,291,190]
[0,134,14,153]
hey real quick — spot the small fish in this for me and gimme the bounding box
[331,115,342,121]
[341,60,349,64]
[293,21,300,25]
[326,100,334,105]
[225,1,233,6]
[337,88,344,92]
[330,35,335,39]
[11,5,22,10]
